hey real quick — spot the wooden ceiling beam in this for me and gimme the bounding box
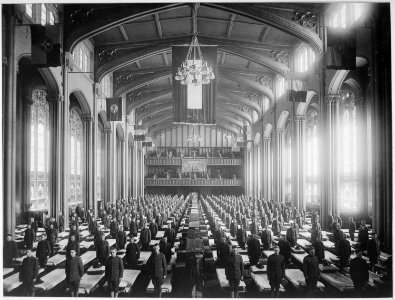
[118,25,129,41]
[259,26,270,42]
[154,13,163,38]
[162,52,169,66]
[226,14,236,39]
[95,34,291,51]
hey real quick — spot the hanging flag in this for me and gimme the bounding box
[30,25,61,67]
[287,76,308,102]
[326,27,357,70]
[106,97,122,121]
[134,134,145,141]
[142,141,153,147]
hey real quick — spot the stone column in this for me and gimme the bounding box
[293,115,307,210]
[139,148,145,197]
[320,95,340,228]
[121,138,127,199]
[132,145,138,198]
[3,9,16,235]
[104,128,113,203]
[47,94,64,217]
[274,129,285,203]
[82,115,94,211]
[92,84,99,217]
[262,137,270,200]
[355,97,369,218]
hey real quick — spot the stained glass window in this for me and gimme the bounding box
[25,4,33,18]
[30,90,49,211]
[41,4,47,25]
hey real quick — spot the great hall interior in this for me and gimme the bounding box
[1,2,393,298]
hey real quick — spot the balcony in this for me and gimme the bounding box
[145,178,243,187]
[145,157,243,166]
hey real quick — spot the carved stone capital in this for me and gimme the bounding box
[47,94,64,103]
[294,115,307,122]
[325,94,341,104]
[81,115,94,123]
[276,128,285,134]
[25,97,34,106]
[103,128,112,134]
[354,97,365,106]
[120,138,127,143]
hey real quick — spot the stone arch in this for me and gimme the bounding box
[343,77,363,99]
[328,70,349,95]
[254,132,261,145]
[69,90,91,116]
[277,110,289,129]
[296,91,318,116]
[98,110,111,130]
[116,123,124,139]
[264,123,273,138]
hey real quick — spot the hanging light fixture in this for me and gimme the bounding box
[174,36,215,86]
[186,124,202,144]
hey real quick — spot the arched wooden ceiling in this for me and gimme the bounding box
[64,3,324,136]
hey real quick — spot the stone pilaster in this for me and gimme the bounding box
[293,115,307,210]
[82,115,94,212]
[47,94,64,217]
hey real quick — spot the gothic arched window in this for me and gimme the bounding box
[69,108,83,206]
[306,109,319,204]
[339,90,357,211]
[30,90,50,211]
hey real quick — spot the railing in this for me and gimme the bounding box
[145,178,243,186]
[145,157,243,166]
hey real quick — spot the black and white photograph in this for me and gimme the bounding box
[1,1,393,298]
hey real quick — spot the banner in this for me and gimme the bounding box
[326,28,357,70]
[31,25,61,67]
[142,141,152,147]
[106,98,122,121]
[181,159,208,173]
[134,134,145,141]
[172,45,217,124]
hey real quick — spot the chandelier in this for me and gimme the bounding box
[174,36,215,86]
[186,125,202,144]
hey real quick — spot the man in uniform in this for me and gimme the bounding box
[267,246,285,297]
[261,225,273,250]
[125,237,140,269]
[36,234,51,268]
[65,249,84,297]
[19,248,39,296]
[217,237,231,267]
[105,247,124,298]
[303,247,320,293]
[349,217,356,241]
[146,244,167,298]
[4,234,18,267]
[338,233,352,269]
[312,235,325,263]
[350,250,369,295]
[225,246,244,298]
[247,234,261,266]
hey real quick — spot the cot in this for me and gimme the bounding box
[250,271,284,293]
[216,268,246,292]
[46,254,66,266]
[137,251,152,266]
[324,250,339,262]
[297,239,312,248]
[3,273,22,293]
[103,269,141,294]
[78,272,105,294]
[35,268,66,292]
[263,250,274,258]
[320,272,354,292]
[146,273,173,294]
[285,268,325,291]
[291,252,308,264]
[81,251,97,266]
[80,240,94,249]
